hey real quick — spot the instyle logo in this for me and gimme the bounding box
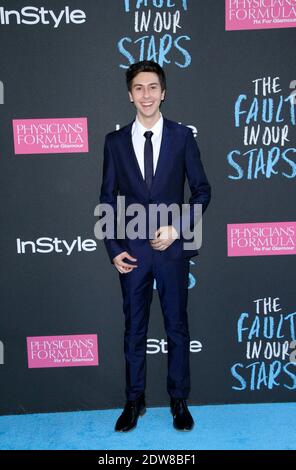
[227,222,296,257]
[27,335,98,368]
[225,0,296,31]
[147,339,202,354]
[0,6,86,28]
[16,236,97,255]
[13,118,89,155]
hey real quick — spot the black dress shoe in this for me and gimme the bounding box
[170,398,194,431]
[115,393,146,432]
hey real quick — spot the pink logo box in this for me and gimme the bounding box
[227,222,296,257]
[13,117,89,154]
[225,0,296,31]
[27,334,98,368]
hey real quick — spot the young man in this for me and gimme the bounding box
[99,60,211,432]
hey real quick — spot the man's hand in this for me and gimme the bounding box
[113,251,138,274]
[149,225,179,251]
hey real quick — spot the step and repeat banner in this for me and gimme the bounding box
[0,0,295,415]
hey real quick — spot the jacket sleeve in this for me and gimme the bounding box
[99,135,125,264]
[172,128,211,237]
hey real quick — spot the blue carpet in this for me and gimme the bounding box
[0,403,295,450]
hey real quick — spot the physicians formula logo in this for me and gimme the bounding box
[0,6,86,28]
[225,0,296,31]
[27,334,98,368]
[228,222,296,257]
[13,118,89,154]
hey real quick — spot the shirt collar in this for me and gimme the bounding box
[132,112,163,138]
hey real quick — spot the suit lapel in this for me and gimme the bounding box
[121,116,171,198]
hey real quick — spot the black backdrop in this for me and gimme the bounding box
[0,0,295,415]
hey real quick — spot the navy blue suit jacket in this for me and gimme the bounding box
[99,116,211,264]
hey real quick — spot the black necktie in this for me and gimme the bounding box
[144,130,154,190]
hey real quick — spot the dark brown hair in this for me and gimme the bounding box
[126,60,166,92]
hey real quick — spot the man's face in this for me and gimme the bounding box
[128,71,165,120]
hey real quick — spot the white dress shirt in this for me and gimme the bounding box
[131,112,163,178]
